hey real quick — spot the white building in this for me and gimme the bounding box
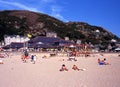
[65,37,69,41]
[4,35,30,46]
[46,32,57,38]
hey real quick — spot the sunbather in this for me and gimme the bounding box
[59,64,68,71]
[98,58,110,65]
[72,64,80,71]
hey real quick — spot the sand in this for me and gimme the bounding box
[0,52,120,87]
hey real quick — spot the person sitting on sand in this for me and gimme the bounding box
[102,58,110,65]
[98,58,105,65]
[98,58,110,65]
[59,64,68,71]
[72,64,80,71]
[98,58,101,63]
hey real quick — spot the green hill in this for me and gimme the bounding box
[0,10,119,49]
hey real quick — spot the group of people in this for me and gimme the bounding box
[59,57,110,72]
[98,58,110,65]
[59,64,86,71]
[21,50,29,63]
[21,50,37,64]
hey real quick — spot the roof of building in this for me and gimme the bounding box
[3,42,24,49]
[3,36,74,49]
[28,36,73,45]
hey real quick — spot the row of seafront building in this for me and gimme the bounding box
[2,32,58,46]
[0,32,75,51]
[0,32,120,52]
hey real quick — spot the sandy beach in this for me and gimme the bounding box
[0,52,120,87]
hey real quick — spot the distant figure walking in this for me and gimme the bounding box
[31,55,37,64]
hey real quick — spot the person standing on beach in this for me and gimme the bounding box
[24,49,29,62]
[24,50,29,57]
[30,55,37,64]
[33,55,37,64]
[31,55,34,62]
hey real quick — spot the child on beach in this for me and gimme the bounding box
[33,55,37,64]
[31,55,34,62]
[31,55,37,64]
[59,64,68,71]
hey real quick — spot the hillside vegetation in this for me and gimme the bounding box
[0,10,119,49]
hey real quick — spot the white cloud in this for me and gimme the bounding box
[51,5,68,22]
[0,0,40,12]
[0,0,67,21]
[51,6,61,13]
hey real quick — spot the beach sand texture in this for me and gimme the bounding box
[0,52,120,87]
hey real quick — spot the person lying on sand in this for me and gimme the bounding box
[59,64,68,71]
[42,55,47,58]
[98,58,110,65]
[72,64,86,71]
[72,64,80,71]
